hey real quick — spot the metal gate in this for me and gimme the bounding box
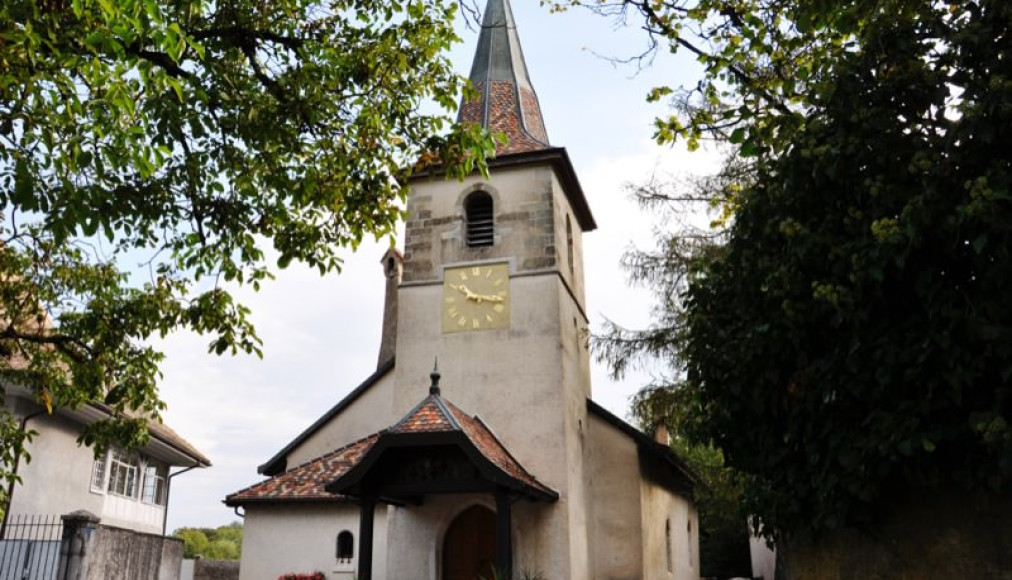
[0,515,63,580]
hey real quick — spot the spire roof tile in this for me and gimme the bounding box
[458,0,550,154]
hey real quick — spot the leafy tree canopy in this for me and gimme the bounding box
[0,0,494,494]
[589,0,1012,539]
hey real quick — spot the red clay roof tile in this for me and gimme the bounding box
[443,400,555,497]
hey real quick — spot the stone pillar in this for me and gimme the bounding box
[57,510,100,580]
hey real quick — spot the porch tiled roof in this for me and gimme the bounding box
[389,393,556,498]
[224,434,378,505]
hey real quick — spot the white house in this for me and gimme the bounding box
[226,1,700,578]
[2,386,210,536]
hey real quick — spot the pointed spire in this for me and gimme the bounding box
[458,0,550,155]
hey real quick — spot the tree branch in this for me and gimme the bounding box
[0,326,91,363]
[190,27,305,52]
[124,45,197,80]
[630,0,794,117]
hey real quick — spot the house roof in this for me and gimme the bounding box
[139,411,211,467]
[7,386,210,468]
[586,399,699,495]
[258,358,395,476]
[228,378,557,506]
[72,403,211,467]
[458,0,549,155]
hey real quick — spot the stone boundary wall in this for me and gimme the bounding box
[58,510,183,580]
[781,491,1012,580]
[193,559,240,580]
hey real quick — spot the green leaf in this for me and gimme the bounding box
[740,139,757,157]
[12,157,34,207]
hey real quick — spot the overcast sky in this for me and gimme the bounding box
[156,1,722,531]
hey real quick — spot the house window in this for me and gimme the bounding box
[465,191,494,247]
[336,530,354,563]
[142,463,168,506]
[665,518,673,573]
[107,449,140,498]
[687,517,694,568]
[91,451,108,492]
[566,214,574,273]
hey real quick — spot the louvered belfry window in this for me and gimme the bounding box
[465,191,494,247]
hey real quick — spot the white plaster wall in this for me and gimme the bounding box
[180,559,195,580]
[548,169,595,580]
[640,480,699,580]
[511,499,559,578]
[585,412,645,580]
[9,412,106,519]
[239,503,386,580]
[556,280,592,580]
[285,372,396,469]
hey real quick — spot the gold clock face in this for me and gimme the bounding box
[442,263,511,333]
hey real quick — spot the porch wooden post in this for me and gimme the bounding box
[495,489,513,576]
[358,498,376,580]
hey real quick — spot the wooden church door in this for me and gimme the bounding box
[443,505,497,580]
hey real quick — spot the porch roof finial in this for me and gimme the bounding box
[429,358,441,396]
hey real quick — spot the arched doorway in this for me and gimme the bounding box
[443,505,497,580]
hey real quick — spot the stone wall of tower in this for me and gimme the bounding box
[402,164,558,283]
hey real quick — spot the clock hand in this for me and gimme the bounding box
[473,293,503,303]
[451,284,479,300]
[450,284,504,303]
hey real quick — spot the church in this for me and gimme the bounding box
[224,0,699,578]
